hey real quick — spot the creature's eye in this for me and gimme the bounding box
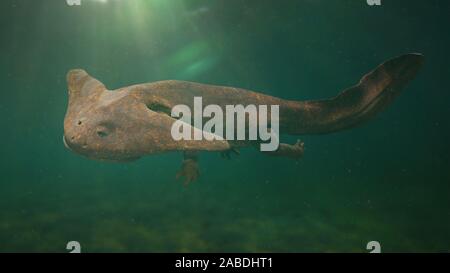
[96,123,114,138]
[97,130,108,138]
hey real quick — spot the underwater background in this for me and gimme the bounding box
[0,0,449,252]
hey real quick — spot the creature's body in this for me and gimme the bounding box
[63,54,424,184]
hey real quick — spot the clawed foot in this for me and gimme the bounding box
[295,139,304,149]
[220,147,240,160]
[176,159,200,186]
[293,139,305,160]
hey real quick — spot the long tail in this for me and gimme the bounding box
[285,53,424,135]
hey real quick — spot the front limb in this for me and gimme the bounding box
[176,151,200,185]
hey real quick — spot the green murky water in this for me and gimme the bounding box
[0,0,449,252]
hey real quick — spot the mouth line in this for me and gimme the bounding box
[63,135,140,162]
[63,135,89,153]
[63,135,73,151]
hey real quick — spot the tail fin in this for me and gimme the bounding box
[291,53,424,134]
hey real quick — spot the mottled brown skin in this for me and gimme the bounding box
[63,53,424,184]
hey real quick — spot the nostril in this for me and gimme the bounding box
[78,121,82,125]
